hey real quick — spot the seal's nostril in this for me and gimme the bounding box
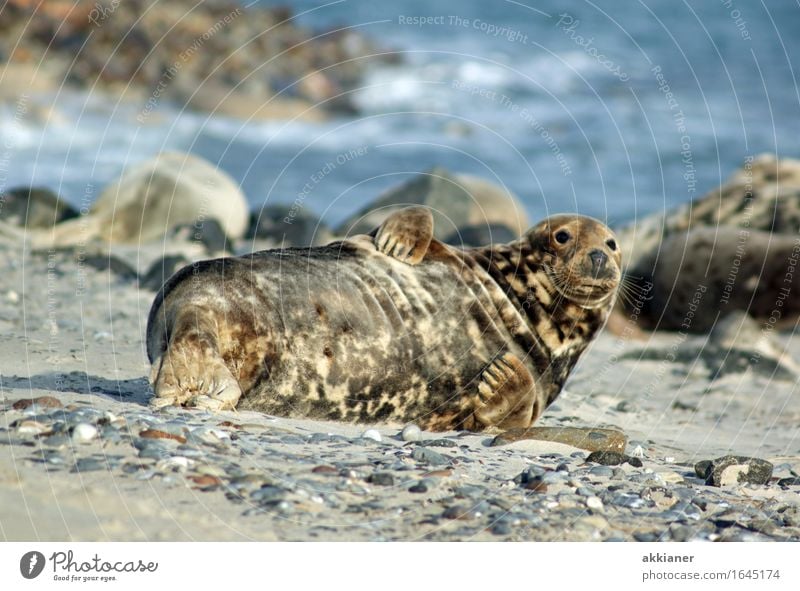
[589,249,607,270]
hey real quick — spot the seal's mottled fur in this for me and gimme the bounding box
[146,209,621,431]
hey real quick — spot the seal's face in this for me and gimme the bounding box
[528,214,621,309]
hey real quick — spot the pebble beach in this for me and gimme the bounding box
[1,235,798,542]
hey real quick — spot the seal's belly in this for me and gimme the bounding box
[232,243,515,423]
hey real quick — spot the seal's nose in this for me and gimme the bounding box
[589,249,607,272]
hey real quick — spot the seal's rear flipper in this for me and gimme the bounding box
[473,352,539,430]
[149,309,243,411]
[374,206,434,265]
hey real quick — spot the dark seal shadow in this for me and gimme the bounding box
[1,372,151,406]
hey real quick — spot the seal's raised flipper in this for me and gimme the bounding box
[149,309,243,411]
[374,206,434,265]
[473,352,538,430]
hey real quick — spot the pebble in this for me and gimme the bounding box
[612,493,645,509]
[16,420,49,435]
[361,429,382,442]
[71,423,98,443]
[71,458,107,472]
[368,472,395,486]
[400,424,422,442]
[12,396,62,410]
[491,426,627,452]
[411,447,449,466]
[140,429,187,443]
[695,456,773,486]
[586,496,604,510]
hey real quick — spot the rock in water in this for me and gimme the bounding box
[0,187,78,228]
[336,167,528,241]
[45,152,248,246]
[491,427,627,453]
[695,455,773,486]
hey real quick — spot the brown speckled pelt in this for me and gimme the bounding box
[146,208,621,431]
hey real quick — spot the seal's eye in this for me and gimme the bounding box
[555,230,571,244]
[606,239,617,251]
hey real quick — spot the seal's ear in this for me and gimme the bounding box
[526,220,555,256]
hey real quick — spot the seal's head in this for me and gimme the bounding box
[527,214,621,309]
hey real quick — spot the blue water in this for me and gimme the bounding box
[2,0,799,228]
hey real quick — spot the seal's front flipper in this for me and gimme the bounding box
[374,206,434,265]
[473,352,539,430]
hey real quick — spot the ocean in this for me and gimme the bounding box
[2,0,799,229]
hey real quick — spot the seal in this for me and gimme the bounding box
[146,208,621,431]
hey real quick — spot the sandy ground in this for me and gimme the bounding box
[1,228,799,541]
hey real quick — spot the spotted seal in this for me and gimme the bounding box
[146,208,621,431]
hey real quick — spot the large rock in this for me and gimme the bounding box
[46,152,248,246]
[617,154,800,272]
[616,155,800,331]
[0,186,78,228]
[247,204,334,247]
[336,168,529,241]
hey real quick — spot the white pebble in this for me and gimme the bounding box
[586,496,604,510]
[71,423,98,443]
[361,429,382,442]
[16,421,49,435]
[6,290,19,303]
[400,424,422,442]
[664,456,675,463]
[631,445,645,458]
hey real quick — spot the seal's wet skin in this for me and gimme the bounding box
[146,208,621,431]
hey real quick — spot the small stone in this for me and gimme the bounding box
[361,429,382,442]
[777,477,800,486]
[411,447,449,466]
[589,466,614,478]
[16,420,49,435]
[491,521,513,536]
[311,465,338,474]
[139,429,187,444]
[368,472,395,486]
[71,458,107,473]
[421,469,453,478]
[12,396,62,410]
[442,505,477,520]
[400,424,422,442]
[524,478,548,493]
[696,456,773,486]
[491,426,626,452]
[71,423,98,443]
[586,496,604,510]
[408,482,428,493]
[188,475,222,489]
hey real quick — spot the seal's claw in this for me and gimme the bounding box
[150,342,242,412]
[374,206,434,265]
[474,352,538,430]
